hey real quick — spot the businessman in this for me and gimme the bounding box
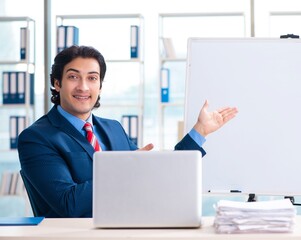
[18,45,238,218]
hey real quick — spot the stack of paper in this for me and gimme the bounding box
[214,199,296,233]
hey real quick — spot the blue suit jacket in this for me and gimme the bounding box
[18,106,206,218]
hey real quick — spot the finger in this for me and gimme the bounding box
[223,113,237,124]
[137,143,154,151]
[201,99,209,111]
[219,107,238,116]
[221,108,238,122]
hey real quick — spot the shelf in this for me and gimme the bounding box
[160,58,186,63]
[0,16,34,22]
[161,102,184,108]
[0,104,34,108]
[0,61,35,65]
[56,14,143,20]
[159,12,245,18]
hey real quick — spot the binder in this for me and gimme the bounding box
[122,115,139,145]
[129,116,138,145]
[9,72,17,104]
[10,116,18,149]
[28,73,35,105]
[3,72,34,105]
[160,68,170,102]
[162,38,176,58]
[9,172,19,195]
[57,25,66,53]
[17,72,25,104]
[121,115,130,136]
[66,26,79,48]
[57,25,79,53]
[14,173,25,195]
[20,27,28,60]
[2,72,9,104]
[0,171,12,195]
[130,25,139,58]
[17,115,26,136]
[10,116,26,149]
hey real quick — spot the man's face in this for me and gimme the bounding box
[54,57,101,120]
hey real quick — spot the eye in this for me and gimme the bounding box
[67,74,78,80]
[89,75,99,81]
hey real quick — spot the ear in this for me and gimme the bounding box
[54,79,61,92]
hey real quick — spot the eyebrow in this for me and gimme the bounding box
[66,68,100,75]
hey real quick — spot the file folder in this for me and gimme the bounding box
[160,68,170,102]
[162,38,176,58]
[66,26,79,48]
[10,116,26,149]
[10,116,18,149]
[57,25,79,53]
[129,115,138,145]
[20,27,28,60]
[57,25,66,53]
[0,217,44,226]
[122,115,139,145]
[2,72,9,104]
[0,171,13,195]
[130,25,139,58]
[3,72,34,105]
[9,72,17,104]
[17,72,25,104]
[28,73,35,105]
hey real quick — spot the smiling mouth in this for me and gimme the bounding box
[74,95,90,100]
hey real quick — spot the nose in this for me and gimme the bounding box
[77,78,89,91]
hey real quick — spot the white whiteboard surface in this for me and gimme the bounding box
[185,38,301,195]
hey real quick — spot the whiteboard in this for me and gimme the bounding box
[184,38,301,195]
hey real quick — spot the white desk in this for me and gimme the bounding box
[1,216,301,240]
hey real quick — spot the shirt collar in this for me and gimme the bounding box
[57,105,93,131]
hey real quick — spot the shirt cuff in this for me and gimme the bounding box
[188,128,206,147]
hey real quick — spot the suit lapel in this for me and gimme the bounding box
[47,106,95,159]
[93,116,124,150]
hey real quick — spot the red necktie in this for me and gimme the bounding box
[83,122,101,151]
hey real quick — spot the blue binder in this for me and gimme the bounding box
[29,73,35,105]
[0,217,44,226]
[122,115,138,145]
[9,72,18,104]
[160,68,170,102]
[17,72,25,104]
[10,116,26,149]
[3,72,34,105]
[65,25,79,48]
[20,27,27,60]
[130,25,139,58]
[57,25,79,53]
[2,72,10,104]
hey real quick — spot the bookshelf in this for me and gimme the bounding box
[158,12,246,149]
[0,16,35,154]
[55,14,145,147]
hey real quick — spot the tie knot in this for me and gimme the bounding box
[83,122,93,132]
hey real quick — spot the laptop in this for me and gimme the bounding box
[93,150,202,228]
